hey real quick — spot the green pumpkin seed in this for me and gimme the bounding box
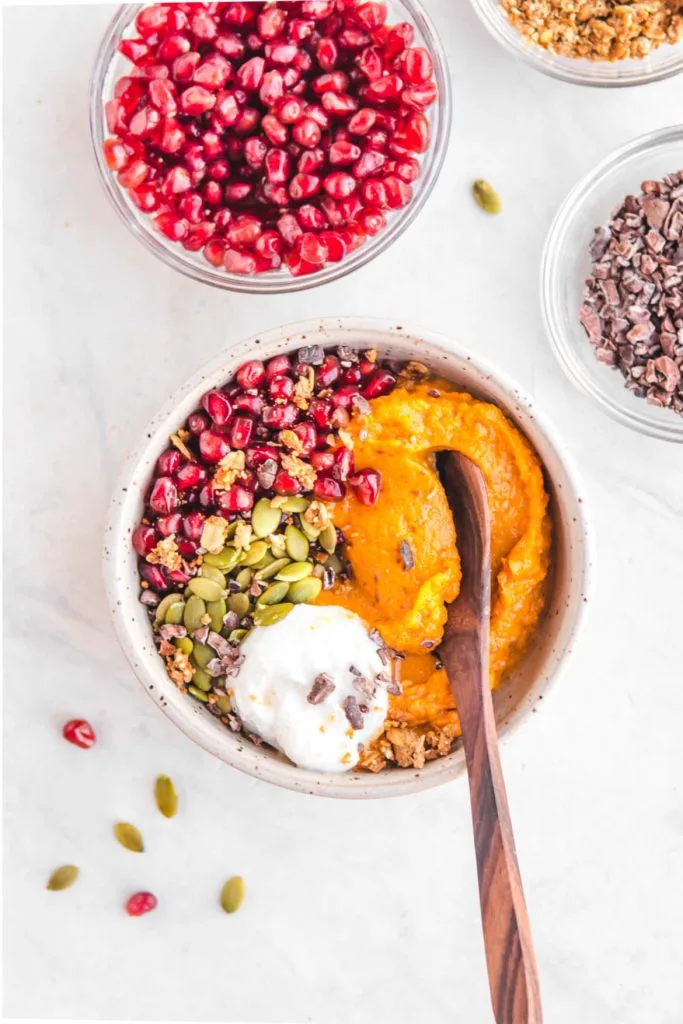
[226,520,239,540]
[207,598,227,633]
[229,628,250,644]
[281,496,309,513]
[165,601,186,626]
[234,568,253,591]
[254,557,291,581]
[184,595,207,633]
[258,581,290,606]
[254,602,293,627]
[216,695,233,714]
[192,665,213,692]
[228,592,251,618]
[114,822,144,853]
[299,516,321,541]
[192,642,214,669]
[188,685,209,702]
[287,577,323,604]
[154,775,178,819]
[285,524,310,562]
[175,636,194,656]
[276,561,314,583]
[188,577,225,602]
[270,533,287,557]
[251,498,282,538]
[200,564,228,588]
[326,554,344,574]
[220,876,245,914]
[319,523,337,554]
[473,178,501,215]
[47,865,79,891]
[154,593,183,625]
[202,547,240,571]
[241,540,269,567]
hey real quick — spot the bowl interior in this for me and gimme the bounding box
[469,0,683,87]
[543,127,683,443]
[90,1,452,295]
[104,319,591,798]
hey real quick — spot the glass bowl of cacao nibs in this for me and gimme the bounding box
[469,0,683,88]
[542,125,683,443]
[103,318,592,799]
[89,1,451,293]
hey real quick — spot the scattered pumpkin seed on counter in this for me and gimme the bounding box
[473,179,502,215]
[113,822,144,853]
[220,876,246,914]
[154,775,178,819]
[46,865,80,891]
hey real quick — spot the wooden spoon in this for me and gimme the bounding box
[438,452,543,1024]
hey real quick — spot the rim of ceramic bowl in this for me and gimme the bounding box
[88,2,452,295]
[467,0,683,88]
[103,316,594,799]
[541,124,683,444]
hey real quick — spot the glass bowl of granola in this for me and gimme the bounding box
[103,317,592,798]
[542,125,683,442]
[468,0,683,87]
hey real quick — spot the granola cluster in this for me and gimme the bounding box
[501,0,683,61]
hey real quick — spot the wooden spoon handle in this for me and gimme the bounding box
[458,666,543,1024]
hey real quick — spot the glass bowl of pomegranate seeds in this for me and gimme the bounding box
[104,317,591,798]
[542,125,683,443]
[469,0,683,88]
[90,1,451,292]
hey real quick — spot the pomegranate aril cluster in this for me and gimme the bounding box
[103,1,438,277]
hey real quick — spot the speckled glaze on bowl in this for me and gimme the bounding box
[103,318,593,798]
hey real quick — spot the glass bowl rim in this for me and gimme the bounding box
[88,0,453,295]
[541,123,683,444]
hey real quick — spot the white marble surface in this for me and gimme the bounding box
[3,4,683,1022]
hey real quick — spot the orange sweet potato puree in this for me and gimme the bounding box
[316,379,552,733]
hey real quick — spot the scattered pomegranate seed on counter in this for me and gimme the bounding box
[62,719,96,749]
[101,1,438,278]
[125,891,158,917]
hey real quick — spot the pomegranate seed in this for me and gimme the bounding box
[297,232,328,265]
[199,481,215,507]
[126,892,157,917]
[316,36,338,70]
[355,2,388,31]
[338,194,363,223]
[154,212,189,241]
[292,117,321,148]
[357,45,384,82]
[332,384,361,409]
[132,524,156,557]
[258,5,287,39]
[129,105,161,137]
[319,230,346,262]
[177,462,207,490]
[286,421,317,455]
[183,510,205,541]
[276,95,304,124]
[313,474,346,501]
[102,138,129,172]
[233,393,264,415]
[306,103,331,129]
[177,191,203,223]
[395,156,420,183]
[158,33,192,62]
[301,0,336,16]
[401,82,438,110]
[215,32,246,59]
[338,28,371,50]
[148,78,177,116]
[260,68,285,106]
[312,71,348,94]
[180,85,216,115]
[228,214,263,246]
[310,450,335,471]
[320,196,344,226]
[263,403,298,429]
[393,113,430,154]
[266,355,292,380]
[162,165,192,196]
[237,359,267,389]
[228,415,255,449]
[329,140,362,166]
[316,355,341,387]
[130,183,160,212]
[214,90,241,127]
[237,55,265,90]
[361,177,388,208]
[201,389,233,427]
[135,4,168,39]
[264,148,291,184]
[342,366,362,385]
[268,374,294,402]
[63,719,96,749]
[224,182,253,203]
[156,512,183,537]
[194,55,233,90]
[401,46,433,83]
[273,469,303,495]
[384,21,414,59]
[339,224,366,253]
[384,175,412,208]
[308,398,333,429]
[204,237,226,266]
[140,562,168,590]
[268,42,299,65]
[278,211,303,246]
[188,411,210,435]
[158,117,185,153]
[199,429,231,463]
[366,74,404,103]
[224,247,257,274]
[246,443,280,468]
[353,147,386,178]
[296,205,326,231]
[298,147,325,174]
[290,172,323,201]
[350,467,382,505]
[173,50,200,82]
[360,207,386,235]
[348,107,377,135]
[321,91,358,116]
[217,485,254,512]
[323,171,356,199]
[149,477,178,514]
[176,537,197,559]
[332,446,355,481]
[366,127,389,151]
[119,38,151,65]
[156,448,182,475]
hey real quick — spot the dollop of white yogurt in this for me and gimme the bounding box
[232,604,388,772]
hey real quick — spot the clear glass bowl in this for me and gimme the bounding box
[468,0,683,87]
[541,125,683,443]
[89,1,452,294]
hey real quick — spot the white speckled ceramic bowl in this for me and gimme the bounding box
[103,317,593,798]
